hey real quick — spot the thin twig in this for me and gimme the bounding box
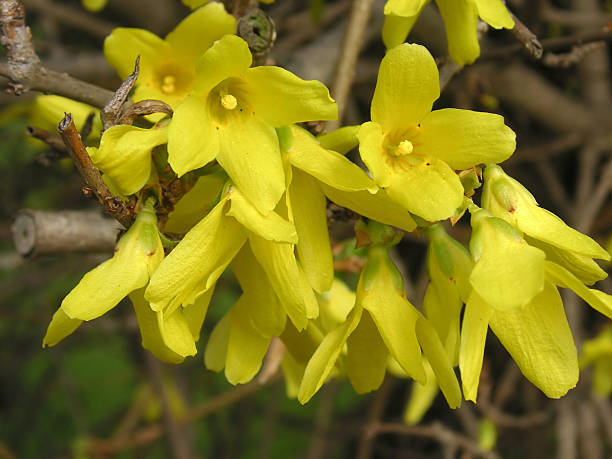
[25,125,66,152]
[57,113,134,227]
[86,373,281,454]
[101,57,139,131]
[371,422,500,459]
[509,12,543,59]
[327,0,374,130]
[356,376,394,459]
[306,380,338,459]
[145,354,192,459]
[543,41,605,68]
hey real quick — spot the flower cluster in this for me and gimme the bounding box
[42,3,610,413]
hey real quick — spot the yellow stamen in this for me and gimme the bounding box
[161,75,176,94]
[397,140,414,156]
[221,94,238,110]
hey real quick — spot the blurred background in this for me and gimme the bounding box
[0,0,611,457]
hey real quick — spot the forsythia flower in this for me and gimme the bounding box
[482,164,611,285]
[168,34,337,214]
[382,0,514,65]
[87,123,168,196]
[204,246,286,384]
[279,124,416,293]
[104,3,235,110]
[460,204,612,401]
[358,43,515,221]
[145,184,318,331]
[297,221,461,408]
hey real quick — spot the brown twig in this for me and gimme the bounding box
[306,380,338,459]
[145,354,192,459]
[25,125,66,152]
[327,0,374,130]
[371,422,500,459]
[86,373,281,454]
[543,41,605,68]
[482,28,612,60]
[356,376,394,459]
[57,113,134,227]
[509,12,543,59]
[0,0,114,106]
[101,57,139,131]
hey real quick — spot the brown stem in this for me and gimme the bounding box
[509,12,544,59]
[57,113,134,227]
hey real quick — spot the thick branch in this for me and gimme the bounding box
[11,209,120,258]
[0,0,114,106]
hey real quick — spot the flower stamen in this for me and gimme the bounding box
[161,75,176,94]
[221,94,238,110]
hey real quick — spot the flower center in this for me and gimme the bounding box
[392,140,414,157]
[161,75,176,94]
[221,94,238,110]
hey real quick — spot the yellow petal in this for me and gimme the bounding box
[182,287,215,341]
[346,310,389,393]
[321,184,417,232]
[146,199,247,313]
[227,188,297,243]
[168,94,220,177]
[165,3,235,63]
[318,279,356,331]
[474,0,514,29]
[157,308,198,358]
[192,34,252,96]
[289,125,378,193]
[249,235,318,330]
[244,66,337,126]
[104,28,167,80]
[204,313,231,371]
[436,0,480,65]
[489,282,578,398]
[382,14,419,49]
[383,156,464,222]
[282,351,305,398]
[371,43,439,131]
[317,125,359,155]
[526,235,607,286]
[470,215,545,312]
[88,124,168,196]
[225,297,272,384]
[298,306,363,404]
[545,261,612,319]
[164,173,226,234]
[359,249,426,382]
[415,314,462,408]
[61,205,162,320]
[357,121,391,187]
[459,292,492,402]
[289,170,333,293]
[43,308,82,347]
[416,109,516,170]
[217,114,285,215]
[130,290,185,364]
[384,0,429,16]
[232,245,287,338]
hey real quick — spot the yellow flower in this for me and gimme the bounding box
[167,34,337,214]
[297,221,461,408]
[86,123,168,196]
[104,3,235,110]
[383,0,514,65]
[358,44,515,221]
